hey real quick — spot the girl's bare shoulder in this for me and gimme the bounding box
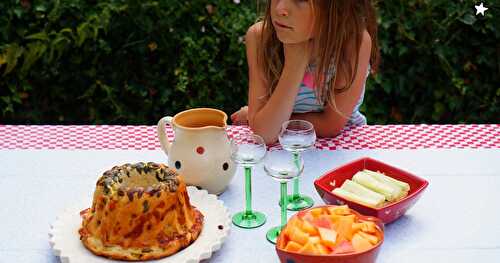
[245,21,264,44]
[361,29,372,49]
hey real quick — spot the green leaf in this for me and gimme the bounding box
[432,102,445,121]
[52,36,69,46]
[25,31,49,41]
[3,43,24,75]
[459,14,476,25]
[13,8,23,18]
[60,28,74,37]
[92,24,100,40]
[20,42,47,75]
[398,45,408,56]
[34,4,48,12]
[48,0,61,21]
[76,23,90,47]
[1,95,14,115]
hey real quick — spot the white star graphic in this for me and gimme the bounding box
[475,2,488,16]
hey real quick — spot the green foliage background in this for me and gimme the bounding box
[1,0,499,124]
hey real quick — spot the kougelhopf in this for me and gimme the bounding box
[79,162,203,261]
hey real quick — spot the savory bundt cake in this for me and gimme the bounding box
[79,162,204,261]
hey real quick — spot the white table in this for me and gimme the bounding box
[1,148,499,263]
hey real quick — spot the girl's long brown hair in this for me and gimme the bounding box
[258,0,380,114]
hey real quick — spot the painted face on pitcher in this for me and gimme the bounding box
[271,0,315,44]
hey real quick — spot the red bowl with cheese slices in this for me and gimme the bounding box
[314,157,429,224]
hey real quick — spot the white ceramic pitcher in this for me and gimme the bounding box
[157,108,236,194]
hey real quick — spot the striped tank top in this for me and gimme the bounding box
[292,64,368,126]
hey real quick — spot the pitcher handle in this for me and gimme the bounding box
[157,116,174,155]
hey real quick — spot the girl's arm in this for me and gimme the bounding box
[291,30,373,138]
[246,22,311,144]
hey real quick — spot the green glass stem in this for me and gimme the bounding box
[233,165,266,229]
[280,181,287,229]
[266,180,290,243]
[285,151,313,211]
[244,166,253,215]
[292,152,301,199]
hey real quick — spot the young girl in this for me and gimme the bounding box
[231,0,380,144]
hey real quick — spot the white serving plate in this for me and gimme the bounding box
[49,186,231,263]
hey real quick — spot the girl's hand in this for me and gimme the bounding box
[230,106,249,125]
[283,40,313,70]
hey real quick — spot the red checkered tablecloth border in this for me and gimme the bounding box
[0,124,498,150]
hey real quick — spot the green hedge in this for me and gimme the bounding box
[1,0,498,124]
[368,0,499,123]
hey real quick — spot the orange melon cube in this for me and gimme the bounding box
[277,235,286,249]
[277,230,290,249]
[316,243,331,255]
[290,226,310,245]
[310,208,323,218]
[288,217,300,227]
[280,227,291,240]
[336,215,355,241]
[318,227,337,247]
[312,215,333,229]
[328,205,351,215]
[309,236,321,244]
[352,233,373,252]
[328,214,342,224]
[352,222,364,232]
[302,213,315,223]
[360,221,378,234]
[297,210,307,219]
[321,207,331,215]
[358,231,379,245]
[284,241,303,252]
[298,241,320,255]
[332,240,355,254]
[301,220,319,236]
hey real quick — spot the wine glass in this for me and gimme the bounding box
[278,120,316,211]
[263,150,304,244]
[230,133,267,228]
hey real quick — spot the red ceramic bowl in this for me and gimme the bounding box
[276,205,384,263]
[314,157,429,224]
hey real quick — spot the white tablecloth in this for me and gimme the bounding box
[1,149,499,262]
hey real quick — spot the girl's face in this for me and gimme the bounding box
[270,0,315,44]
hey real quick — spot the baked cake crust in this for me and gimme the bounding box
[79,162,204,261]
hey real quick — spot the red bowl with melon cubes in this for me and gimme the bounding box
[314,157,429,224]
[275,205,384,263]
